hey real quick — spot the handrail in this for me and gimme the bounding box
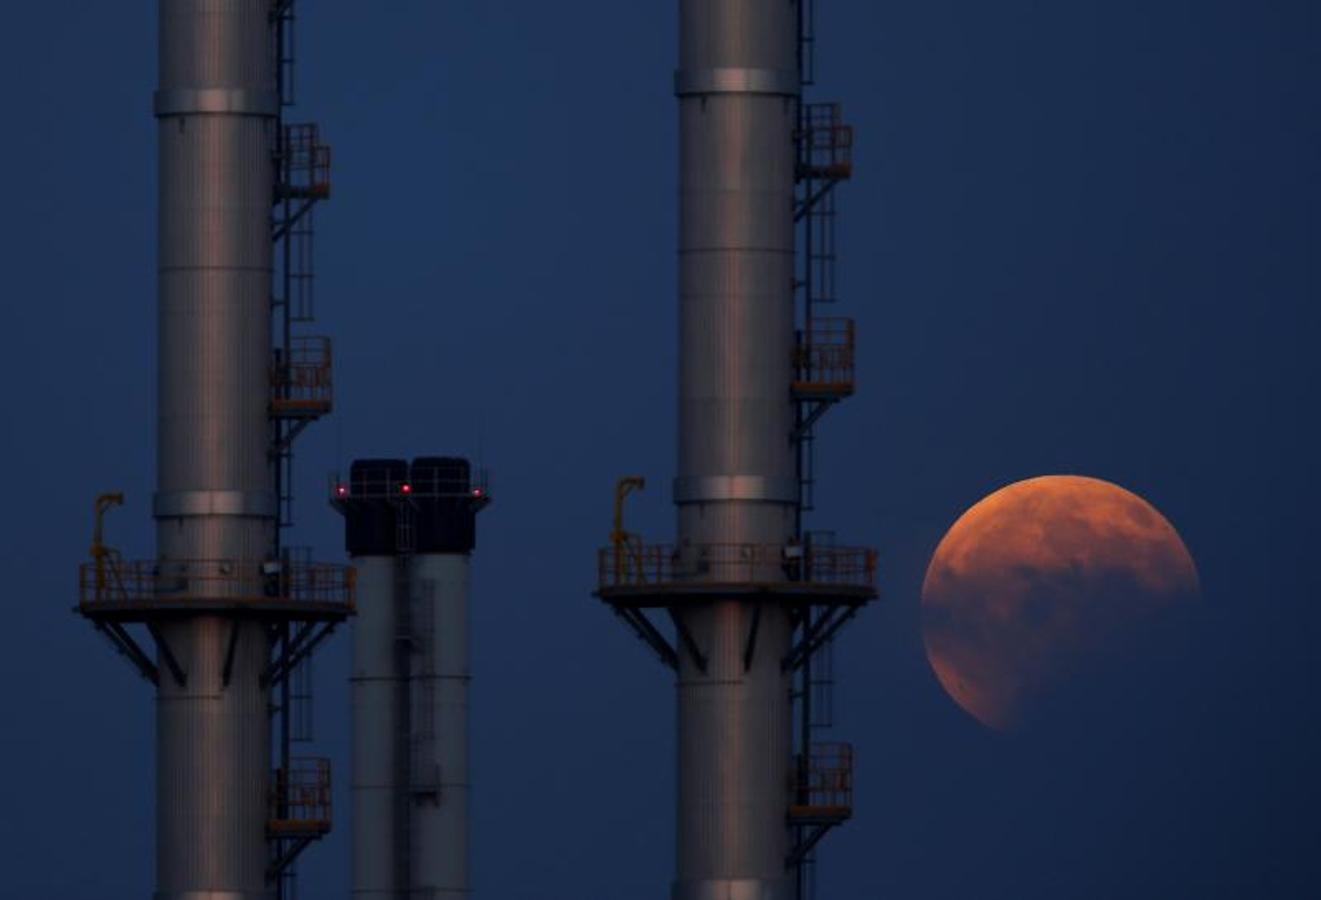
[598,542,876,592]
[270,756,332,832]
[79,558,356,609]
[794,741,853,811]
[795,317,855,390]
[797,102,853,178]
[271,336,333,411]
[330,470,491,501]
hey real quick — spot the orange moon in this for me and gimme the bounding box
[921,475,1199,731]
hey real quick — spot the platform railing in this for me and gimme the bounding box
[797,102,854,180]
[790,741,854,820]
[269,756,332,836]
[597,542,876,593]
[271,336,333,416]
[329,469,491,502]
[78,559,356,610]
[280,123,331,199]
[794,317,855,396]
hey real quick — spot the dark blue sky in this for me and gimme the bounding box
[2,2,1316,898]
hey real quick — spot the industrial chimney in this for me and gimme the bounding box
[596,2,874,898]
[78,3,348,898]
[335,456,489,899]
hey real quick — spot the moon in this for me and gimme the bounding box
[921,475,1199,731]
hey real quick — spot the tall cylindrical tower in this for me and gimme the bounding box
[155,2,277,895]
[336,456,486,900]
[409,457,478,899]
[596,3,874,899]
[673,2,800,898]
[344,459,411,899]
[77,4,350,898]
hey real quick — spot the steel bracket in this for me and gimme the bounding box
[608,605,679,670]
[782,603,862,673]
[272,199,318,243]
[95,622,160,686]
[263,621,337,688]
[791,399,837,443]
[743,604,763,672]
[147,622,189,687]
[268,418,312,457]
[786,822,836,869]
[668,609,709,674]
[794,178,840,223]
[267,835,314,883]
[221,619,242,687]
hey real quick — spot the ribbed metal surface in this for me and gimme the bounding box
[411,554,471,898]
[674,603,794,896]
[673,1,799,896]
[157,618,271,896]
[154,2,276,897]
[351,557,400,900]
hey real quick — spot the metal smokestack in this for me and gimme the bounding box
[78,4,349,898]
[597,2,874,898]
[337,456,486,899]
[154,3,278,894]
[343,459,411,899]
[673,4,800,895]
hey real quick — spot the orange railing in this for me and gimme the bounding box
[792,742,854,817]
[794,317,855,395]
[281,123,331,199]
[271,336,333,416]
[797,103,854,180]
[79,559,355,610]
[598,542,876,593]
[269,756,332,835]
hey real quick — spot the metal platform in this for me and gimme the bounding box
[792,317,856,401]
[595,542,876,608]
[276,123,332,201]
[795,103,853,182]
[269,757,333,838]
[271,335,334,419]
[788,742,854,826]
[78,559,355,623]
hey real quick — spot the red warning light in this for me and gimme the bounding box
[400,483,412,495]
[472,488,484,498]
[335,484,348,497]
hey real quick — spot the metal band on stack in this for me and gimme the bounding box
[674,67,800,97]
[673,476,799,505]
[153,490,277,519]
[153,88,279,118]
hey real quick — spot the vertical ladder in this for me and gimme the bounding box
[270,8,327,899]
[798,0,817,88]
[793,9,855,900]
[275,0,297,110]
[798,418,818,515]
[290,656,314,744]
[805,183,838,307]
